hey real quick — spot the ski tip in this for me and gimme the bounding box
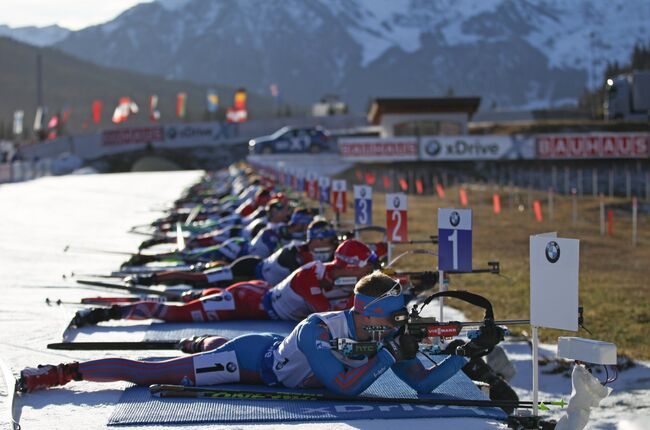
[63,245,70,253]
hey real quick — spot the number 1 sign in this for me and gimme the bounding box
[331,180,347,213]
[438,208,472,272]
[386,193,408,242]
[354,185,372,225]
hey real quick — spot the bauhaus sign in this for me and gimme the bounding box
[536,133,650,159]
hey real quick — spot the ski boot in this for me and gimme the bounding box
[18,362,82,393]
[121,253,157,268]
[124,273,158,286]
[139,238,167,250]
[463,357,519,413]
[71,305,122,328]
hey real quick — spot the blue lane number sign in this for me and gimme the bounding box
[354,185,373,225]
[386,193,408,242]
[438,208,472,272]
[318,177,330,204]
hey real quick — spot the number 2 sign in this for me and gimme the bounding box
[331,180,347,213]
[354,185,372,225]
[438,208,472,272]
[386,193,408,242]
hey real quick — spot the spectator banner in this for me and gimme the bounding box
[102,126,164,145]
[420,136,534,161]
[339,138,418,162]
[536,133,650,159]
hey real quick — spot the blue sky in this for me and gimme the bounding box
[1,0,149,30]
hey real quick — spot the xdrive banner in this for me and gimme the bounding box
[419,135,535,161]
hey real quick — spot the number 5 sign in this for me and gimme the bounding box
[386,193,407,242]
[438,208,472,272]
[354,185,372,225]
[331,180,347,213]
[318,177,331,204]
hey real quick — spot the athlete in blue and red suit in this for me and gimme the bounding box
[20,272,496,395]
[68,239,374,326]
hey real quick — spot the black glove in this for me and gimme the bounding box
[457,322,505,359]
[382,334,419,361]
[124,273,157,286]
[411,271,438,291]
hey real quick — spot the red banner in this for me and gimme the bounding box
[102,126,164,145]
[533,200,543,222]
[415,179,424,195]
[176,92,187,118]
[435,183,446,199]
[364,172,376,186]
[536,133,650,159]
[339,138,418,161]
[92,100,102,124]
[459,187,468,207]
[493,194,501,214]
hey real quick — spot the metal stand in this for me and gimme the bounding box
[439,269,446,322]
[532,325,539,417]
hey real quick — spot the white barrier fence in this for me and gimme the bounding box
[0,159,53,184]
[339,132,650,162]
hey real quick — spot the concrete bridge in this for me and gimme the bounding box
[15,115,367,172]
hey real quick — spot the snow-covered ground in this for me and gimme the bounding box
[0,171,648,430]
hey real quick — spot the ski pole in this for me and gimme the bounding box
[149,384,566,410]
[75,279,185,299]
[63,245,135,256]
[48,341,182,350]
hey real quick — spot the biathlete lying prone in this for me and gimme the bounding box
[21,272,499,397]
[70,239,375,326]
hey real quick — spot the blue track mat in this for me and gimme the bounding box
[143,320,297,341]
[108,358,506,426]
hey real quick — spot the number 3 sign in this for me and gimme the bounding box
[354,185,372,225]
[386,193,408,242]
[331,180,347,213]
[438,208,472,272]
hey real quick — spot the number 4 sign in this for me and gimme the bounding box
[331,180,347,213]
[386,193,407,242]
[438,208,472,272]
[354,185,372,225]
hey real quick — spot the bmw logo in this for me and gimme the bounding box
[425,140,442,156]
[450,211,460,227]
[166,127,177,140]
[545,241,560,263]
[226,362,238,372]
[393,196,401,208]
[360,188,366,198]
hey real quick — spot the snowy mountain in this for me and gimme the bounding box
[54,0,650,112]
[0,24,70,47]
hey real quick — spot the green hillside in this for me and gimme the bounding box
[0,36,290,136]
